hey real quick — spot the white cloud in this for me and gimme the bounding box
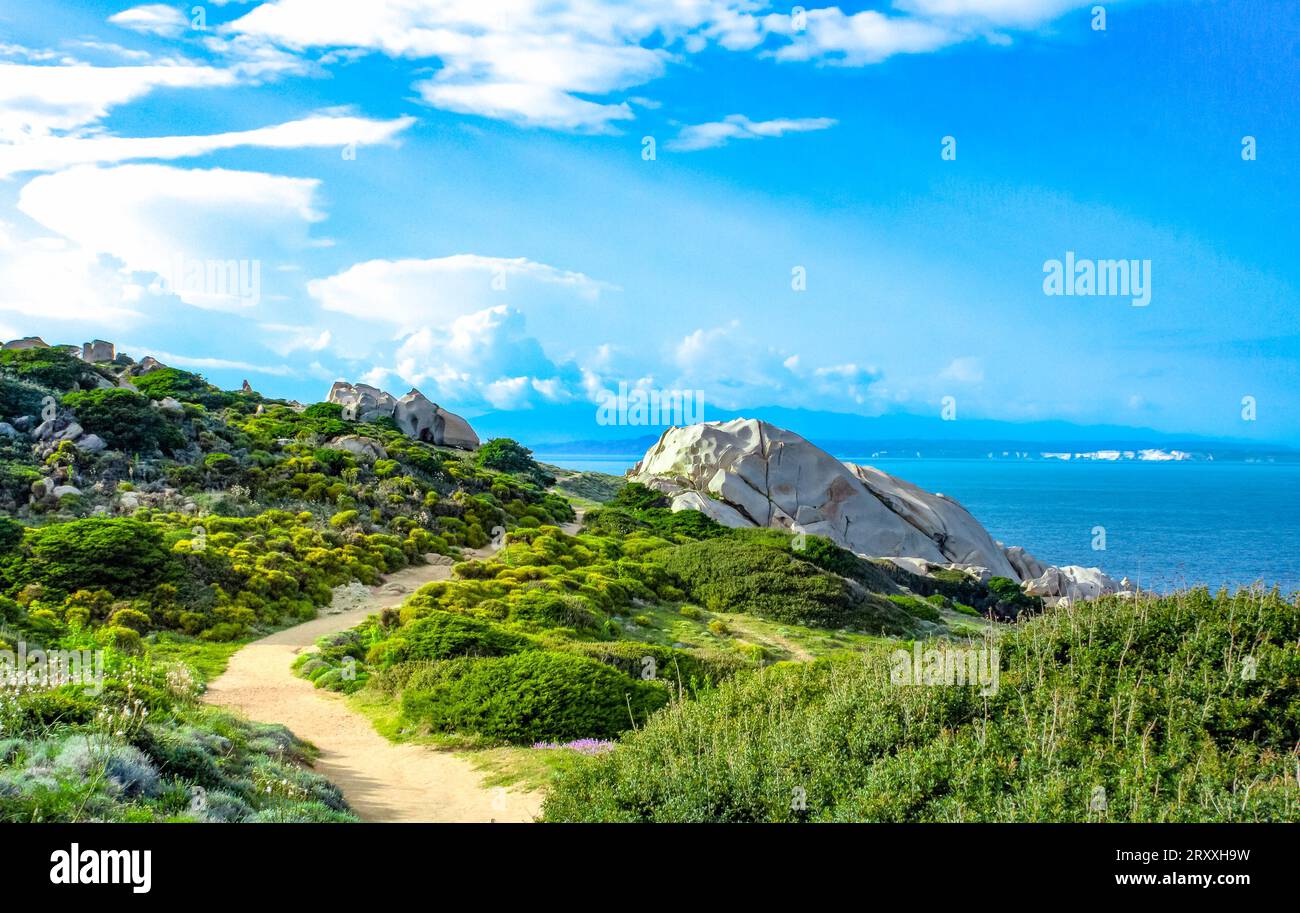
[0,113,414,178]
[415,82,633,133]
[939,355,985,384]
[382,304,579,409]
[259,323,333,355]
[224,0,748,131]
[895,0,1094,27]
[668,114,837,151]
[765,8,960,65]
[308,254,614,331]
[16,163,323,310]
[0,232,144,323]
[0,64,237,141]
[109,4,189,38]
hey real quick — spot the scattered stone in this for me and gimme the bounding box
[325,580,372,615]
[324,434,387,462]
[0,423,17,437]
[74,433,107,453]
[51,484,81,498]
[1023,566,1122,600]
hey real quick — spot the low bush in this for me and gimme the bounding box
[399,651,670,742]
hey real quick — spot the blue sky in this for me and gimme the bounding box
[0,0,1295,444]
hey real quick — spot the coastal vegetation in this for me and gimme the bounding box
[2,343,1295,823]
[0,346,567,821]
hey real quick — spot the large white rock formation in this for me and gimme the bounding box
[327,382,479,450]
[630,418,1123,599]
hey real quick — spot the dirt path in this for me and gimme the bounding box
[203,550,543,823]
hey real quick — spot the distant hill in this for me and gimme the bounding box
[472,403,1299,462]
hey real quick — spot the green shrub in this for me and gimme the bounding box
[366,611,532,667]
[0,347,97,392]
[18,518,176,596]
[0,378,47,419]
[475,438,555,487]
[400,651,669,742]
[543,588,1300,822]
[664,536,917,632]
[96,624,143,654]
[62,388,185,454]
[611,482,668,510]
[130,367,233,410]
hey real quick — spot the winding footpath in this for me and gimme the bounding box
[204,539,547,823]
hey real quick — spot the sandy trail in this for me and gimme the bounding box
[203,546,544,823]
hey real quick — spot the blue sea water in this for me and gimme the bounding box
[542,455,1300,594]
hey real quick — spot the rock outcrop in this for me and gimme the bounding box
[327,382,479,450]
[1023,565,1122,601]
[328,382,397,423]
[630,418,1122,600]
[2,336,49,350]
[631,419,1021,578]
[80,340,115,363]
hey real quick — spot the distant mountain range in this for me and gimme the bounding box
[470,403,1299,462]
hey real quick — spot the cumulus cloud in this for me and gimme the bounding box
[224,0,698,131]
[0,63,237,141]
[108,4,190,38]
[16,163,323,310]
[308,254,615,332]
[216,1,1098,132]
[668,114,837,151]
[384,304,580,409]
[0,230,145,323]
[764,7,960,64]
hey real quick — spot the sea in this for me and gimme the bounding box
[538,455,1300,594]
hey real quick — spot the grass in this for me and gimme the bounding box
[469,746,586,793]
[144,633,247,685]
[606,599,940,663]
[548,469,625,506]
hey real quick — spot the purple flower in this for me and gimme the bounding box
[530,738,616,755]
